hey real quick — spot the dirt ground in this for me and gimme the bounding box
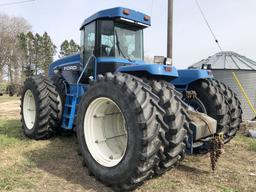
[0,99,20,119]
[0,96,255,192]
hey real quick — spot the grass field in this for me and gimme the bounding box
[0,96,255,192]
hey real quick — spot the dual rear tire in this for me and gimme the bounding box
[187,79,242,143]
[212,79,242,143]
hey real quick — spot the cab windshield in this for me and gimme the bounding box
[100,21,144,61]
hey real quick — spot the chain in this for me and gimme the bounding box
[209,133,224,171]
[184,90,225,170]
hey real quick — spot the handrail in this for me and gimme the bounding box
[77,55,96,84]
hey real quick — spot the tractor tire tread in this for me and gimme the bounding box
[212,79,242,143]
[21,75,59,140]
[188,79,230,134]
[147,80,190,176]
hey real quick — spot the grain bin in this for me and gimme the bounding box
[189,51,256,120]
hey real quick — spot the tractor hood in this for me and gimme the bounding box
[48,54,81,77]
[97,57,179,81]
[117,63,178,80]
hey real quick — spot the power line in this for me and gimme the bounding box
[194,0,223,52]
[0,0,35,7]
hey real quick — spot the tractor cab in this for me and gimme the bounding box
[79,7,150,79]
[49,7,178,84]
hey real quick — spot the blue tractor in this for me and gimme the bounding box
[20,7,241,191]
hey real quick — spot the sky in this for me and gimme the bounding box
[0,0,256,68]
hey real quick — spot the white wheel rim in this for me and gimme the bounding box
[23,89,36,130]
[57,95,62,119]
[84,97,127,167]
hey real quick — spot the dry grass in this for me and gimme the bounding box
[0,96,255,192]
[0,95,20,119]
[0,95,19,104]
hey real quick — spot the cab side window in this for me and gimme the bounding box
[84,22,96,62]
[80,30,85,63]
[99,20,114,57]
[82,22,96,78]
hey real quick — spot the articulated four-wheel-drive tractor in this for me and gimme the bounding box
[20,7,242,191]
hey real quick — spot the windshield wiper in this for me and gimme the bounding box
[115,30,133,62]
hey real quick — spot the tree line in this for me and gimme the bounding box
[0,14,80,84]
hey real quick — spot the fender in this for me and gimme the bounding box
[171,69,214,86]
[117,64,179,80]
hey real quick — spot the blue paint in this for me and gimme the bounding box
[49,7,186,131]
[48,54,81,77]
[81,7,151,29]
[97,57,145,65]
[117,64,179,78]
[171,69,213,86]
[98,57,179,78]
[61,84,87,130]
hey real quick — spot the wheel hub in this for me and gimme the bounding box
[23,89,36,130]
[84,97,127,167]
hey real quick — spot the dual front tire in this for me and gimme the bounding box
[76,73,189,191]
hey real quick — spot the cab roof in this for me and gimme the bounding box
[80,7,151,29]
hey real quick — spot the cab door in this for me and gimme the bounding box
[80,21,96,81]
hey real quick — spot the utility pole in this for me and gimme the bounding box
[167,0,173,60]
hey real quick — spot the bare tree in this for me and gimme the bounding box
[0,14,31,83]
